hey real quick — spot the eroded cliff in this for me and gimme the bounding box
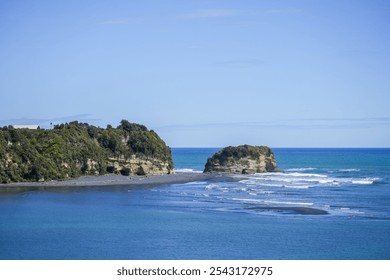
[204,145,280,174]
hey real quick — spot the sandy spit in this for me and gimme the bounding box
[0,172,228,191]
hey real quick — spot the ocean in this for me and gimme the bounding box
[0,148,389,259]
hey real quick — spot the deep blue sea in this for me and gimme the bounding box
[1,148,390,260]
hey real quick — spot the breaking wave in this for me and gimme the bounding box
[285,167,317,172]
[236,172,379,187]
[175,168,203,173]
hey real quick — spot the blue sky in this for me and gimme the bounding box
[1,0,389,147]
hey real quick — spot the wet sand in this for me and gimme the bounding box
[0,172,222,191]
[249,206,329,215]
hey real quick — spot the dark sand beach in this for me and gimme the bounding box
[0,172,222,191]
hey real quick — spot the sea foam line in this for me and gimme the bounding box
[285,167,317,171]
[175,168,202,173]
[231,198,314,206]
[263,200,314,206]
[351,178,379,185]
[239,172,380,186]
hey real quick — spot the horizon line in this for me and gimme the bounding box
[170,146,390,149]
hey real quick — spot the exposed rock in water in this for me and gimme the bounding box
[204,145,280,174]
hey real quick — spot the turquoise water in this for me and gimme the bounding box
[172,147,220,172]
[0,148,390,259]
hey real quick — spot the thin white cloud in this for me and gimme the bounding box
[180,8,302,19]
[0,114,101,128]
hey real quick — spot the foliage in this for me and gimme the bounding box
[0,120,173,183]
[204,145,273,172]
[219,145,272,160]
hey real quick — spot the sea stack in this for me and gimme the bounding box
[204,145,280,174]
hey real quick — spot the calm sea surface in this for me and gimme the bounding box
[1,148,390,259]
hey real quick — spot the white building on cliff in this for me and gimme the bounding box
[13,125,39,129]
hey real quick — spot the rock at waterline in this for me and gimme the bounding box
[204,145,281,174]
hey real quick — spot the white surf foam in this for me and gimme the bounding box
[183,181,208,185]
[351,178,378,185]
[335,207,365,215]
[288,172,327,178]
[263,200,314,206]
[231,198,314,206]
[205,184,219,190]
[247,174,336,185]
[283,185,311,189]
[285,168,317,171]
[239,172,380,187]
[231,198,264,203]
[175,168,202,173]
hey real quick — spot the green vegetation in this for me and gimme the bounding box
[204,145,276,173]
[206,145,272,167]
[0,120,173,183]
[217,145,272,161]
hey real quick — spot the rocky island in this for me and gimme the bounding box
[204,145,280,174]
[0,120,173,183]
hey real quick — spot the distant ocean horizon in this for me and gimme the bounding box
[1,147,390,259]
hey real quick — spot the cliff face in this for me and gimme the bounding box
[204,145,279,174]
[0,120,173,183]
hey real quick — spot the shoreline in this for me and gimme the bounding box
[0,172,225,191]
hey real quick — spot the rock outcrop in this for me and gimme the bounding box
[204,145,280,174]
[0,120,173,183]
[106,156,173,176]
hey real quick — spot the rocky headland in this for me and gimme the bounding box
[204,145,280,174]
[0,120,173,183]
